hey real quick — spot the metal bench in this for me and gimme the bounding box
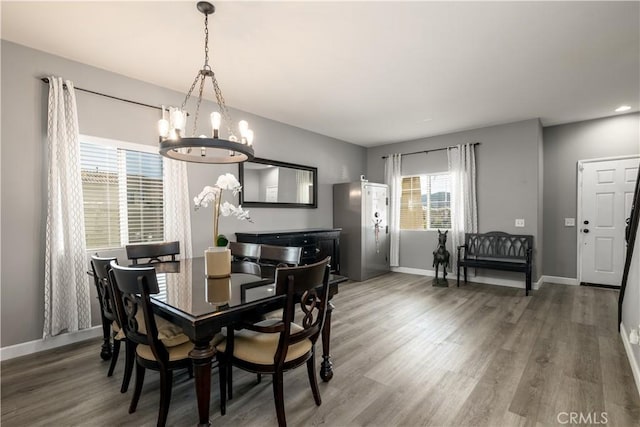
[457,231,534,295]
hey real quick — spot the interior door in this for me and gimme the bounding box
[579,157,639,286]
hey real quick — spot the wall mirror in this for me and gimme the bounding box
[239,158,317,208]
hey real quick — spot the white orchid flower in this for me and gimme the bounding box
[215,173,241,191]
[195,173,252,247]
[193,186,220,210]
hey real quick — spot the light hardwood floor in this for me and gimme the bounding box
[2,273,639,426]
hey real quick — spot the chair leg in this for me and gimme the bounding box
[227,363,233,400]
[306,352,321,406]
[158,370,173,427]
[457,265,460,287]
[272,371,286,427]
[107,338,121,377]
[129,363,146,414]
[187,363,193,379]
[121,341,135,393]
[218,358,227,416]
[257,373,262,384]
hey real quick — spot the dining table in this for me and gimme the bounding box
[133,257,346,426]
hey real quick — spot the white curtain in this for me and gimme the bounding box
[447,144,478,269]
[163,158,193,259]
[384,153,402,267]
[296,170,312,203]
[43,76,91,338]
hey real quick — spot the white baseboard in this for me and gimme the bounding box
[392,266,435,277]
[0,326,102,362]
[391,267,540,290]
[541,275,579,286]
[620,322,640,399]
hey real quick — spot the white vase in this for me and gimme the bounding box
[205,247,231,278]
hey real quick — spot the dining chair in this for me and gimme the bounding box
[258,244,302,279]
[108,261,194,427]
[231,260,262,276]
[229,242,261,262]
[216,257,331,427]
[90,255,133,393]
[126,241,180,265]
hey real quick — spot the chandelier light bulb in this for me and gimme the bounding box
[246,129,254,146]
[158,119,170,138]
[169,128,178,141]
[238,120,249,137]
[172,110,186,131]
[211,112,221,130]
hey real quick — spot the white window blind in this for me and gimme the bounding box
[400,174,451,230]
[80,139,164,250]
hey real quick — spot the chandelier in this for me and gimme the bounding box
[158,1,255,164]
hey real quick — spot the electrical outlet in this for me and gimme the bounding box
[564,218,575,227]
[515,219,525,227]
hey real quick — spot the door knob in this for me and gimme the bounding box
[583,229,590,233]
[583,220,589,225]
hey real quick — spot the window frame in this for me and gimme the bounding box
[79,134,165,251]
[399,172,452,231]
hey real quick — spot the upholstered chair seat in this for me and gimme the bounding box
[216,320,311,365]
[114,311,189,347]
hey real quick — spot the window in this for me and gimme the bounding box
[400,173,451,230]
[79,136,164,250]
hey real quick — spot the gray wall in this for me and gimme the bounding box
[543,113,640,278]
[366,119,544,282]
[1,41,365,348]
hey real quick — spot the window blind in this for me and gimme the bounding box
[400,174,451,230]
[80,140,164,250]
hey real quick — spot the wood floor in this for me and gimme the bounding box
[2,273,639,426]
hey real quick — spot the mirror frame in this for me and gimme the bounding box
[238,157,318,208]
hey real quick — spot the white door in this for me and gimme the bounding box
[579,157,639,286]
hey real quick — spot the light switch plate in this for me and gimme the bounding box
[515,219,525,227]
[564,218,575,227]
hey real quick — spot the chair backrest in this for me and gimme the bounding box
[231,260,262,276]
[272,257,331,366]
[229,242,261,262]
[90,255,119,325]
[260,244,302,266]
[126,241,180,265]
[108,261,169,363]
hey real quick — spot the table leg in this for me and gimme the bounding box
[99,313,112,361]
[320,301,334,382]
[190,340,215,427]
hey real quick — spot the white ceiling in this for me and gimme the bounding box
[2,1,638,147]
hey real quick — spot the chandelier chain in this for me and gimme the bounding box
[192,75,206,136]
[203,14,210,68]
[181,71,201,113]
[211,75,234,137]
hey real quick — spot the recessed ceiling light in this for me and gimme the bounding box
[615,105,631,112]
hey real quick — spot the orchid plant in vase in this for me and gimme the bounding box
[194,173,252,247]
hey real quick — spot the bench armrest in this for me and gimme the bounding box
[457,244,467,260]
[525,247,533,263]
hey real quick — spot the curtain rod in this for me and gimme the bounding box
[39,77,162,112]
[381,142,481,159]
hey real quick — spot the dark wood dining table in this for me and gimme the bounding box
[137,257,346,426]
